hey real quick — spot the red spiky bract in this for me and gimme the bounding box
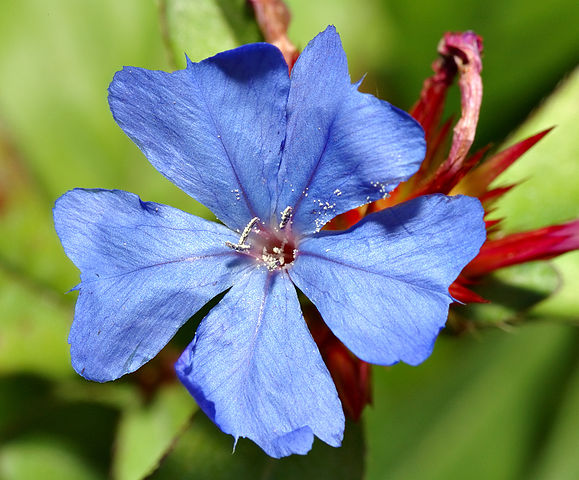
[462,219,579,278]
[452,128,553,199]
[449,282,489,304]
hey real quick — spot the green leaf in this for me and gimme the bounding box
[530,353,579,480]
[0,376,120,480]
[55,379,139,411]
[150,413,364,480]
[0,269,73,379]
[452,261,560,326]
[491,68,579,321]
[160,0,261,67]
[365,323,578,480]
[0,435,103,480]
[112,384,197,480]
[493,68,579,232]
[0,375,52,437]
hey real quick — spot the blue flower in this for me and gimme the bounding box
[53,26,486,458]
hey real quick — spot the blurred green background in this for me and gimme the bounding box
[0,0,578,479]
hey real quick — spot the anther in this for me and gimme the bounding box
[225,241,251,252]
[279,206,293,229]
[226,217,260,252]
[239,217,259,244]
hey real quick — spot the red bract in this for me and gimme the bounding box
[462,219,579,278]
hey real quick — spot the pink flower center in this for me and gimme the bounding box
[225,212,298,271]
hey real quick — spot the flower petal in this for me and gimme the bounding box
[175,268,344,458]
[275,26,425,235]
[53,188,245,382]
[290,194,486,366]
[108,44,290,231]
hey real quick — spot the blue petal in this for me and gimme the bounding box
[290,195,486,366]
[108,44,290,231]
[175,268,344,458]
[275,26,425,235]
[53,188,246,382]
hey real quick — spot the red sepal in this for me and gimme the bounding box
[449,281,488,304]
[453,128,553,198]
[463,219,579,278]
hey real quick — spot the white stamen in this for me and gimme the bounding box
[239,217,259,244]
[225,217,259,252]
[225,241,251,252]
[279,206,293,229]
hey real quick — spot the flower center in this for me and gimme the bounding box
[259,235,297,271]
[225,209,297,271]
